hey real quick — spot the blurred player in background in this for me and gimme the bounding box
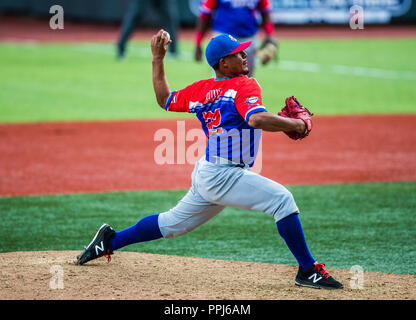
[194,0,277,77]
[116,0,179,59]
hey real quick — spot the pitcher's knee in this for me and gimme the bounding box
[283,190,296,205]
[272,190,299,222]
[158,211,192,238]
[160,226,189,239]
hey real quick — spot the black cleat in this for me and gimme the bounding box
[75,223,116,265]
[295,263,344,290]
[116,43,125,60]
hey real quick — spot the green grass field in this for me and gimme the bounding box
[0,38,415,123]
[1,38,415,276]
[1,182,415,274]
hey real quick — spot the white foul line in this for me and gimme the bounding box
[276,60,416,80]
[5,42,415,81]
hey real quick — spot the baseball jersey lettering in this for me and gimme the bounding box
[205,89,222,103]
[203,108,222,135]
[165,75,267,166]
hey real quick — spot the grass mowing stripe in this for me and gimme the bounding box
[1,182,415,275]
[1,38,416,123]
[71,43,416,81]
[277,60,416,80]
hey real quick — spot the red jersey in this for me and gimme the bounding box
[165,75,267,166]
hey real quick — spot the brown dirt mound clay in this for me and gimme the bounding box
[0,251,414,300]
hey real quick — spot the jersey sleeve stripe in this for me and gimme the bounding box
[245,106,267,122]
[164,91,176,111]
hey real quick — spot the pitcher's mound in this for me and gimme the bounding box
[0,251,414,300]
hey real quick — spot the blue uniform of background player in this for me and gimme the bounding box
[195,0,276,77]
[75,30,343,290]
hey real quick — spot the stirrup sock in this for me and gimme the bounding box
[276,213,315,271]
[110,214,163,251]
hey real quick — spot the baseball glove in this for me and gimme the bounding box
[257,38,278,65]
[278,96,313,140]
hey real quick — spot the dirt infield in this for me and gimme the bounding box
[1,115,416,196]
[1,251,415,300]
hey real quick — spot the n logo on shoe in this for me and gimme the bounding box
[308,273,322,283]
[95,241,104,255]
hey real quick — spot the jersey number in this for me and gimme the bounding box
[203,108,223,136]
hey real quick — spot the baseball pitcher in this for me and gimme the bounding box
[75,30,343,290]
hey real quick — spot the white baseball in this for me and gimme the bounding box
[164,31,170,41]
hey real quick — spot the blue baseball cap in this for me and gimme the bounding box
[205,34,252,67]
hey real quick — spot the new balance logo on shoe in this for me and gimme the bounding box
[95,241,104,255]
[75,224,116,265]
[308,273,323,283]
[295,263,344,289]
